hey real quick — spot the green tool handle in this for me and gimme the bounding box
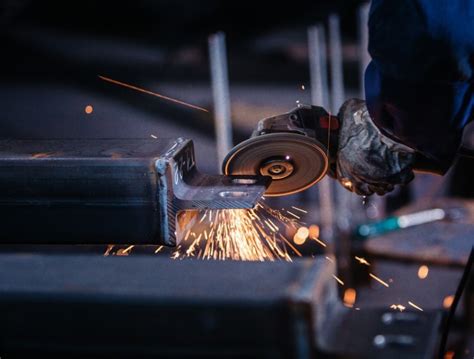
[355,217,400,240]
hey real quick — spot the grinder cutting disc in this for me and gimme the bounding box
[223,133,328,197]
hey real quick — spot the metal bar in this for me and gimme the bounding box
[308,25,330,109]
[0,254,441,358]
[209,32,233,171]
[358,2,371,98]
[328,14,345,114]
[0,139,268,246]
[308,24,335,242]
[0,254,335,358]
[328,14,354,234]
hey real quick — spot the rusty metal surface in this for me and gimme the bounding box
[0,139,268,246]
[363,198,474,267]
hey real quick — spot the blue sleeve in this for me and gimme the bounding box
[364,0,474,172]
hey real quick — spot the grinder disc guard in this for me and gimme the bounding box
[223,133,328,196]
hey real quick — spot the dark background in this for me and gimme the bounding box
[0,0,366,172]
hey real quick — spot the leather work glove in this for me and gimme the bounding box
[336,99,415,196]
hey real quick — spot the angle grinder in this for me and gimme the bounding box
[223,105,340,197]
[223,104,450,197]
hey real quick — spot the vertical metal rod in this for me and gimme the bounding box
[308,25,330,109]
[328,14,352,233]
[209,32,233,171]
[328,14,345,113]
[328,14,353,284]
[308,24,334,242]
[358,2,371,98]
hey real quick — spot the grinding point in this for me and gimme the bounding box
[223,133,329,196]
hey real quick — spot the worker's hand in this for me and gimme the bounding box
[336,99,415,196]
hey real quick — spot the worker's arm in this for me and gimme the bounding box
[337,0,474,195]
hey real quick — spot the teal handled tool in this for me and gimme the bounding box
[354,207,465,240]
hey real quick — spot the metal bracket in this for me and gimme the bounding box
[155,138,269,245]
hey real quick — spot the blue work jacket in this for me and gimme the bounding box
[365,0,474,172]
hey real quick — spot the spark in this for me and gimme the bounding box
[155,246,164,253]
[390,304,406,312]
[408,301,423,311]
[278,233,303,257]
[293,226,309,245]
[325,256,334,263]
[343,288,357,308]
[184,229,192,241]
[264,219,276,232]
[150,134,157,139]
[332,275,345,286]
[301,85,305,90]
[32,152,55,158]
[291,206,308,214]
[355,256,371,266]
[85,105,93,114]
[267,219,279,232]
[308,224,320,239]
[369,273,390,287]
[98,75,209,113]
[123,245,134,253]
[116,245,134,256]
[417,265,429,279]
[104,245,114,256]
[443,295,454,309]
[286,211,301,219]
[312,237,327,248]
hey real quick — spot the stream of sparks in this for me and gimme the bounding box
[106,201,326,261]
[173,201,306,261]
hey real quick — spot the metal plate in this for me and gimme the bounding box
[223,133,329,196]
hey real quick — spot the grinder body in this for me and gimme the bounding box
[223,105,340,197]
